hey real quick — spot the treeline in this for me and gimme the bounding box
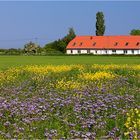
[0,11,140,55]
[0,28,76,55]
[43,28,76,54]
[0,48,23,55]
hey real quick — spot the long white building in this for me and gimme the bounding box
[66,36,140,55]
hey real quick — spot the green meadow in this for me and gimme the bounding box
[0,56,140,139]
[0,55,140,70]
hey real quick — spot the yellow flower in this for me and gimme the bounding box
[124,122,129,128]
[134,123,137,128]
[124,132,129,136]
[55,79,81,90]
[79,71,116,81]
[135,108,139,114]
[127,117,131,122]
[124,108,140,139]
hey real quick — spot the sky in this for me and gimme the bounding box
[0,1,140,49]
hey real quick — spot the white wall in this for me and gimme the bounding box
[67,50,78,54]
[66,50,71,54]
[73,50,78,54]
[67,49,140,55]
[116,50,123,54]
[134,50,139,54]
[81,50,87,54]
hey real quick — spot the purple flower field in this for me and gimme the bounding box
[0,65,140,139]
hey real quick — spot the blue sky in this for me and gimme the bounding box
[0,1,140,48]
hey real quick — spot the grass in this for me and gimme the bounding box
[0,55,140,70]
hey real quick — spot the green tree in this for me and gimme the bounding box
[5,48,21,55]
[24,41,40,55]
[0,49,7,55]
[44,27,76,54]
[96,11,105,36]
[130,29,140,35]
[56,39,67,53]
[63,28,76,44]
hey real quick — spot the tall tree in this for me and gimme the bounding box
[130,29,140,35]
[63,27,76,44]
[96,11,105,36]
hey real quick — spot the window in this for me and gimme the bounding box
[78,50,81,54]
[125,42,129,46]
[95,50,97,54]
[136,42,140,46]
[124,50,127,54]
[71,50,73,54]
[93,42,96,46]
[79,42,83,46]
[90,36,93,40]
[114,42,118,46]
[112,50,116,53]
[87,50,90,54]
[131,50,134,54]
[73,42,76,46]
[105,50,108,54]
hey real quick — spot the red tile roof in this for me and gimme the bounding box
[67,36,140,50]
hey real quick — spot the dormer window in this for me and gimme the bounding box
[136,42,140,46]
[114,42,118,46]
[93,42,96,46]
[73,42,76,46]
[80,42,83,46]
[90,36,93,40]
[125,42,129,46]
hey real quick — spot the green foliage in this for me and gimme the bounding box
[96,11,105,36]
[63,28,76,44]
[24,41,41,55]
[0,49,7,55]
[130,29,140,35]
[44,28,76,54]
[0,48,23,55]
[55,39,67,53]
[6,48,23,55]
[43,42,62,54]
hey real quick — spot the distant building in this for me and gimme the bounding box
[66,36,140,55]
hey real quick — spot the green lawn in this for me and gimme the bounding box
[0,55,140,70]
